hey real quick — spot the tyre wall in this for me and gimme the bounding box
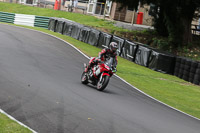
[193,63,200,85]
[98,32,112,48]
[121,40,138,62]
[46,17,200,86]
[111,36,125,56]
[88,29,100,46]
[55,18,65,34]
[189,61,198,83]
[148,50,175,74]
[134,45,151,67]
[78,26,91,43]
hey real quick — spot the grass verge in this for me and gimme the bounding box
[2,23,199,120]
[0,112,32,133]
[0,2,156,42]
[0,2,118,30]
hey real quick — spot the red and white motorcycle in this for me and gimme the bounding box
[81,57,117,91]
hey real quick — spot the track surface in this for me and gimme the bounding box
[0,24,199,133]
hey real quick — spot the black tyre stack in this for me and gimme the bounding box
[63,20,74,36]
[78,27,91,43]
[178,58,186,79]
[174,57,182,77]
[98,32,112,48]
[88,29,100,46]
[70,24,83,40]
[55,18,65,34]
[193,63,200,85]
[182,59,192,81]
[189,61,198,83]
[48,17,58,32]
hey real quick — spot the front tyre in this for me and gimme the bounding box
[97,75,110,91]
[81,72,88,84]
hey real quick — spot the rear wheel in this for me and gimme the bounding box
[97,75,110,91]
[81,72,88,84]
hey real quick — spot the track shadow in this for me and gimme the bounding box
[80,83,118,95]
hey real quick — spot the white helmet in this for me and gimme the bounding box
[109,42,118,52]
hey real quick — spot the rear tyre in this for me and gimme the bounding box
[81,72,88,84]
[97,75,110,91]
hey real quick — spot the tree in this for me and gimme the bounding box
[111,0,200,49]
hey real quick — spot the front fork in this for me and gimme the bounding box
[84,63,88,73]
[99,73,103,83]
[99,72,110,83]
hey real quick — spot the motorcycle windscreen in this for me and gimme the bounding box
[104,57,117,70]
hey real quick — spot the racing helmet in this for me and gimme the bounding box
[109,42,118,52]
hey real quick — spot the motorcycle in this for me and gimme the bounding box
[81,57,117,91]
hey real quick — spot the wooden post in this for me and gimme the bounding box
[103,2,106,20]
[131,10,135,25]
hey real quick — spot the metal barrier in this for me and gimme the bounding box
[0,12,15,23]
[14,14,35,27]
[0,11,49,29]
[34,16,49,29]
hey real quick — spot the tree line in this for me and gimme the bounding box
[112,0,200,50]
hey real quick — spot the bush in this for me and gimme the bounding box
[152,38,170,51]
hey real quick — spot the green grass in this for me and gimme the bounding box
[5,24,199,119]
[0,2,114,29]
[0,2,149,35]
[0,113,32,133]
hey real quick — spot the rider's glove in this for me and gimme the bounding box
[95,57,101,63]
[112,67,117,72]
[95,57,100,60]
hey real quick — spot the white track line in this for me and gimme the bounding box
[0,24,199,133]
[0,109,37,133]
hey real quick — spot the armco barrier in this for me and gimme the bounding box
[0,11,49,29]
[0,12,15,23]
[34,16,49,29]
[121,40,138,62]
[148,50,175,74]
[14,14,35,27]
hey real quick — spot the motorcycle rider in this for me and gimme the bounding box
[85,42,118,72]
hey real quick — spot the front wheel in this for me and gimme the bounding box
[81,72,88,84]
[97,75,110,91]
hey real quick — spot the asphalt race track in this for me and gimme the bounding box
[0,24,200,133]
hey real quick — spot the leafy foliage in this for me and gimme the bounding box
[112,0,200,49]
